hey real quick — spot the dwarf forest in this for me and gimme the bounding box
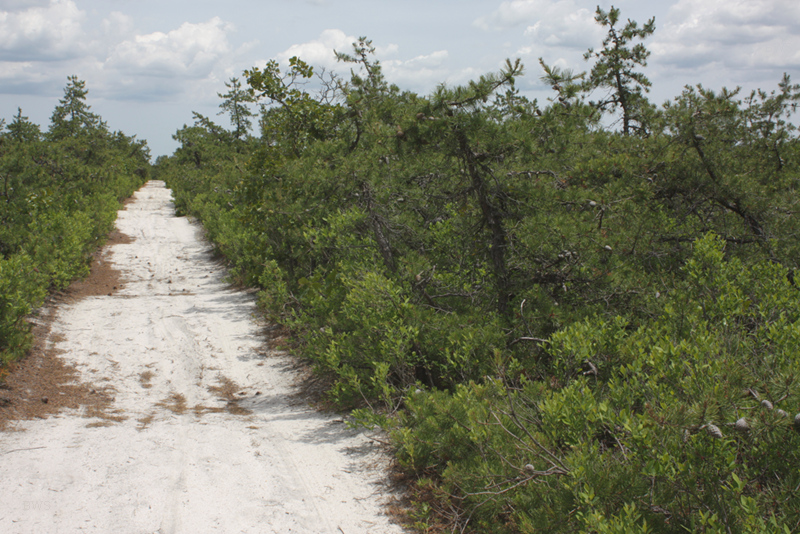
[3,7,800,533]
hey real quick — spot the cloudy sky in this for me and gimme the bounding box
[1,0,798,157]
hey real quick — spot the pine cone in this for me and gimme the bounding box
[761,399,774,410]
[705,424,723,439]
[794,413,800,433]
[734,418,750,432]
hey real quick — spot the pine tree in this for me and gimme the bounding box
[7,108,41,143]
[217,77,255,141]
[48,75,105,140]
[583,6,655,135]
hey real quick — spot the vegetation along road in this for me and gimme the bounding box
[3,6,800,532]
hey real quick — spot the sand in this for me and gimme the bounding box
[0,181,405,534]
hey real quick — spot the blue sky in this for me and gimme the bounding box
[1,0,798,157]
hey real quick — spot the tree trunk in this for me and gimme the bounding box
[361,182,396,273]
[456,131,510,316]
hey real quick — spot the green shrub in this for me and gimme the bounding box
[393,235,800,532]
[0,254,47,363]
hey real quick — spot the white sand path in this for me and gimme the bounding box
[0,181,405,534]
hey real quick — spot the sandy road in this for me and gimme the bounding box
[0,181,405,534]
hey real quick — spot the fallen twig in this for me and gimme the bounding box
[3,446,47,455]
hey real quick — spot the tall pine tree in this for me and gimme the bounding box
[48,75,105,140]
[583,6,655,135]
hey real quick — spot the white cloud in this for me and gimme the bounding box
[475,0,601,48]
[474,0,603,82]
[376,43,399,57]
[383,50,452,90]
[101,11,134,40]
[275,29,358,70]
[96,17,260,105]
[387,50,449,70]
[0,60,43,85]
[0,0,86,60]
[652,0,800,74]
[274,31,471,95]
[106,17,235,77]
[474,0,545,31]
[523,7,600,50]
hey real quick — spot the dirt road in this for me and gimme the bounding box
[0,181,405,534]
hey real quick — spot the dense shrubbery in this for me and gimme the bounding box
[157,8,800,532]
[396,235,800,532]
[0,76,150,364]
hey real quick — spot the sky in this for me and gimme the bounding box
[1,0,799,158]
